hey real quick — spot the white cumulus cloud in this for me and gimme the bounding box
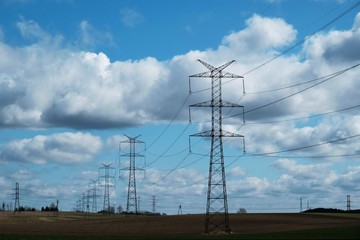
[0,132,102,165]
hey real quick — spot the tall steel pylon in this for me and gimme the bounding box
[152,195,156,214]
[347,195,351,211]
[85,189,90,213]
[82,192,86,212]
[14,182,20,213]
[90,178,98,213]
[189,59,245,234]
[120,135,145,215]
[99,163,115,213]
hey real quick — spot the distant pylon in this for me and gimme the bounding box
[189,59,245,234]
[120,134,145,215]
[14,182,20,213]
[90,179,98,213]
[152,195,156,214]
[99,163,115,213]
[82,192,85,212]
[86,189,90,213]
[76,199,81,212]
[138,196,141,213]
[178,205,182,215]
[347,195,351,211]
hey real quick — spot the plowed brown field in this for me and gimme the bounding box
[0,211,359,237]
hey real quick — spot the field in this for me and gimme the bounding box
[0,211,360,239]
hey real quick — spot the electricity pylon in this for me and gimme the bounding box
[82,192,86,212]
[14,182,20,213]
[85,189,90,214]
[90,178,98,213]
[120,135,145,215]
[152,195,156,214]
[178,205,182,215]
[99,163,115,213]
[189,59,245,234]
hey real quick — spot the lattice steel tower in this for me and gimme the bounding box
[99,163,114,213]
[85,189,90,213]
[90,179,98,213]
[152,195,156,214]
[347,195,351,211]
[189,59,245,234]
[120,135,145,214]
[14,182,20,213]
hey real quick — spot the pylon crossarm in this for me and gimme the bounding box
[189,71,213,78]
[221,101,244,108]
[192,130,244,138]
[190,130,213,138]
[197,59,216,71]
[134,167,145,171]
[190,101,212,108]
[124,134,141,140]
[213,60,236,72]
[120,153,144,157]
[121,139,145,144]
[222,72,243,78]
[221,131,244,138]
[190,101,243,108]
[197,59,236,73]
[190,70,242,79]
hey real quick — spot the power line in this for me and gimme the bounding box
[146,94,190,150]
[239,0,360,77]
[138,139,204,173]
[145,123,191,167]
[167,153,247,191]
[144,134,204,160]
[228,62,360,118]
[136,141,206,191]
[151,151,208,172]
[141,152,191,187]
[245,65,358,95]
[220,134,360,167]
[296,0,351,33]
[146,147,188,158]
[245,103,360,125]
[190,1,360,95]
[188,63,360,124]
[248,152,360,159]
[247,133,360,157]
[140,92,191,170]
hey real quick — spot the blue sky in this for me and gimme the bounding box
[1,0,360,214]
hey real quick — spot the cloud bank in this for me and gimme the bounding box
[0,14,360,132]
[0,132,102,165]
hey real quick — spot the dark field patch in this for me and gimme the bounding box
[0,212,359,239]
